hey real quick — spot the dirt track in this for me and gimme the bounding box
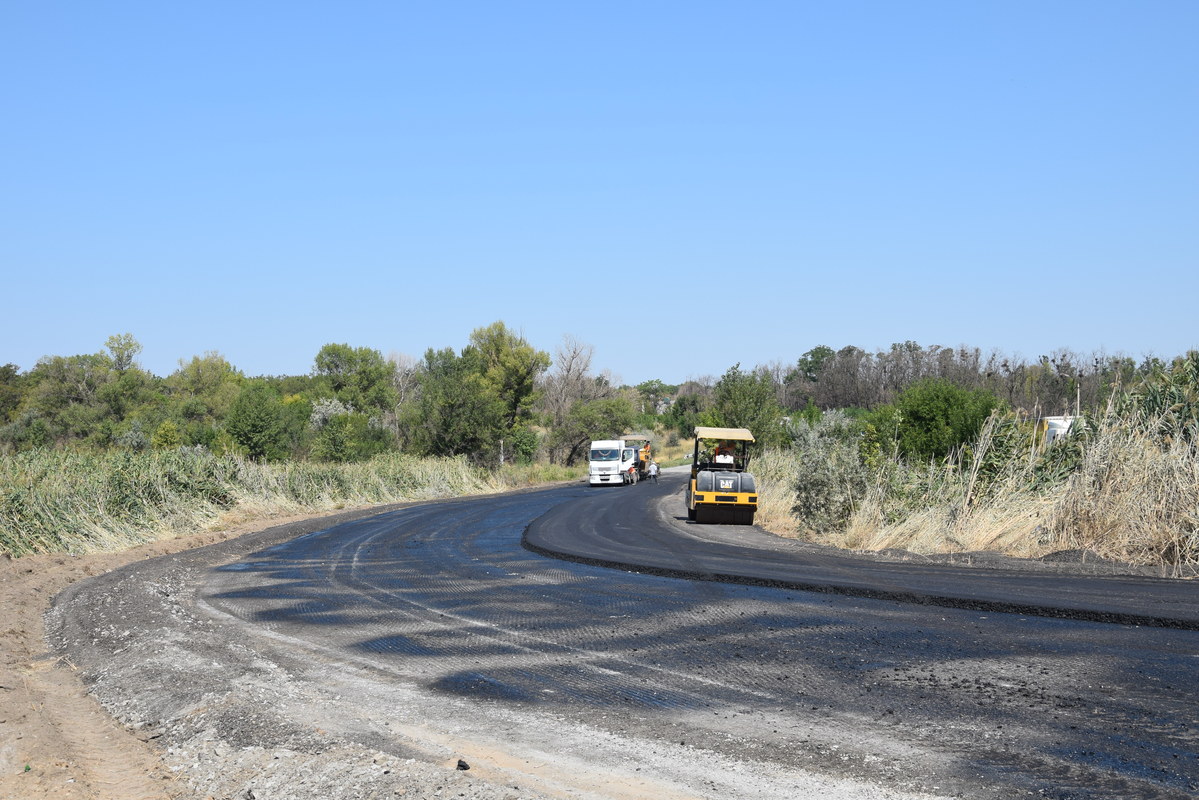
[0,513,345,800]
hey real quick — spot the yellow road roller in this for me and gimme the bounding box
[685,426,758,525]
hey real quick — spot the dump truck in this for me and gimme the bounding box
[625,434,653,478]
[685,426,757,524]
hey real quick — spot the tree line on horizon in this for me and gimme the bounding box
[1,327,1194,468]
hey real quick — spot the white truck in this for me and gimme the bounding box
[588,438,650,486]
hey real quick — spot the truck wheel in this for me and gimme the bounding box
[687,506,696,521]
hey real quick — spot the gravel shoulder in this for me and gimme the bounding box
[3,505,490,800]
[1,516,312,800]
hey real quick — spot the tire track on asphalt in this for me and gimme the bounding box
[206,490,787,712]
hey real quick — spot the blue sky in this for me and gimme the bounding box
[3,1,1196,386]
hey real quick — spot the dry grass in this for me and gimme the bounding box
[0,449,582,558]
[1044,422,1199,569]
[839,482,1058,559]
[836,412,1055,557]
[653,434,695,467]
[749,449,804,537]
[494,461,587,486]
[758,409,1199,569]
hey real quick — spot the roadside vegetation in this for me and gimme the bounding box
[0,449,582,557]
[3,330,1196,569]
[753,353,1199,572]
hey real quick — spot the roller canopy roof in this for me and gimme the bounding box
[693,426,755,442]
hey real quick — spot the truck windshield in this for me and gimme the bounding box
[590,448,620,461]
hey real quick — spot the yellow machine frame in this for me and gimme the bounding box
[686,426,757,525]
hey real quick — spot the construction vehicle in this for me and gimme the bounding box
[625,434,653,478]
[685,426,758,524]
[588,435,653,485]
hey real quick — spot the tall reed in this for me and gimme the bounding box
[0,448,579,558]
[760,408,1199,569]
[1044,413,1199,570]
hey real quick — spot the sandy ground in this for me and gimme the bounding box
[0,511,341,800]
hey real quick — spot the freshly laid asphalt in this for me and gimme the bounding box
[526,468,1199,630]
[49,468,1199,799]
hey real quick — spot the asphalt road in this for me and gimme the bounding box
[528,471,1199,629]
[51,470,1199,799]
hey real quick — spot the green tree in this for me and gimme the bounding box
[403,347,505,459]
[709,364,785,447]
[662,392,708,437]
[859,404,902,470]
[96,334,164,424]
[166,352,243,422]
[464,322,551,431]
[97,363,158,421]
[280,394,315,457]
[505,426,539,464]
[308,395,389,462]
[635,379,674,415]
[792,345,835,383]
[797,398,822,426]
[311,413,357,462]
[14,335,166,448]
[151,419,182,449]
[310,412,388,462]
[225,381,287,460]
[0,364,24,423]
[25,352,115,445]
[313,343,397,413]
[549,397,637,466]
[892,378,1001,462]
[167,353,241,448]
[105,333,143,373]
[1120,350,1199,444]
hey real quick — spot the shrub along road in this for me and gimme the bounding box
[39,472,1199,799]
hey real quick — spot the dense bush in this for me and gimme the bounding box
[781,411,871,534]
[887,379,1002,462]
[225,382,288,461]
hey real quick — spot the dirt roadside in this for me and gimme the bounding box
[0,511,351,800]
